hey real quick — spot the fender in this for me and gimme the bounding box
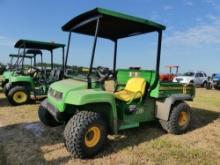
[156,94,193,121]
[64,89,118,133]
[9,75,34,89]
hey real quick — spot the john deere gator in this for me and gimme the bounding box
[6,39,65,105]
[38,8,195,158]
[2,53,41,95]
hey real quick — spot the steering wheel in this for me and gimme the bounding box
[96,66,113,82]
[27,66,43,77]
[31,66,42,72]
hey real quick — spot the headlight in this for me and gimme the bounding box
[49,88,63,100]
[54,92,63,100]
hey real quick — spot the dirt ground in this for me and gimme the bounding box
[0,88,219,165]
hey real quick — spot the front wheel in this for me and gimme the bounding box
[64,111,107,158]
[7,86,30,106]
[159,102,191,135]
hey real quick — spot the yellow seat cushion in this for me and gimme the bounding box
[114,77,146,102]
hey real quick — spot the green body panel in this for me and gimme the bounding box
[117,98,155,130]
[9,75,34,88]
[65,89,115,106]
[117,69,156,86]
[48,79,117,112]
[151,82,195,98]
[47,79,118,133]
[48,79,87,112]
[2,71,13,82]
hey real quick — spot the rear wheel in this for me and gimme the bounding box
[159,102,191,134]
[7,86,30,106]
[64,111,107,158]
[38,106,61,127]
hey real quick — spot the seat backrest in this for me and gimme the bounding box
[49,69,56,81]
[116,69,156,86]
[54,68,62,81]
[104,80,116,92]
[125,77,146,95]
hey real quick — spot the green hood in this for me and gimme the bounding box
[50,79,87,94]
[48,79,115,113]
[48,79,88,112]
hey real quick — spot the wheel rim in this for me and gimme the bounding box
[13,91,27,103]
[84,126,101,148]
[178,111,189,127]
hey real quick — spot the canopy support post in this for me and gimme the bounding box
[150,30,163,92]
[113,40,118,78]
[51,50,54,69]
[62,46,65,76]
[87,18,100,89]
[22,44,26,71]
[65,32,72,71]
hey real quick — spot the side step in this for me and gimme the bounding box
[118,120,139,130]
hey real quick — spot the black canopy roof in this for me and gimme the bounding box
[9,54,34,59]
[15,39,65,50]
[62,8,166,40]
[26,49,42,55]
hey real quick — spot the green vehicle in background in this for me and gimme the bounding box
[39,8,195,158]
[6,39,65,106]
[2,52,41,93]
[2,53,22,88]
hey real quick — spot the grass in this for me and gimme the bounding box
[0,88,219,165]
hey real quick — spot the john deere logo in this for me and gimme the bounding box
[136,107,144,114]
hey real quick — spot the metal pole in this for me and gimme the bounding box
[156,30,162,80]
[51,50,54,69]
[65,32,72,70]
[22,44,26,70]
[10,56,13,65]
[34,54,36,66]
[150,30,163,91]
[62,47,65,74]
[87,18,100,89]
[113,40,118,77]
[15,48,21,70]
[41,53,43,68]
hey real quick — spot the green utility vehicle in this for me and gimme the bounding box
[6,39,65,105]
[2,53,40,93]
[2,53,23,88]
[39,8,195,158]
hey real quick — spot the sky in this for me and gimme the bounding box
[0,0,220,75]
